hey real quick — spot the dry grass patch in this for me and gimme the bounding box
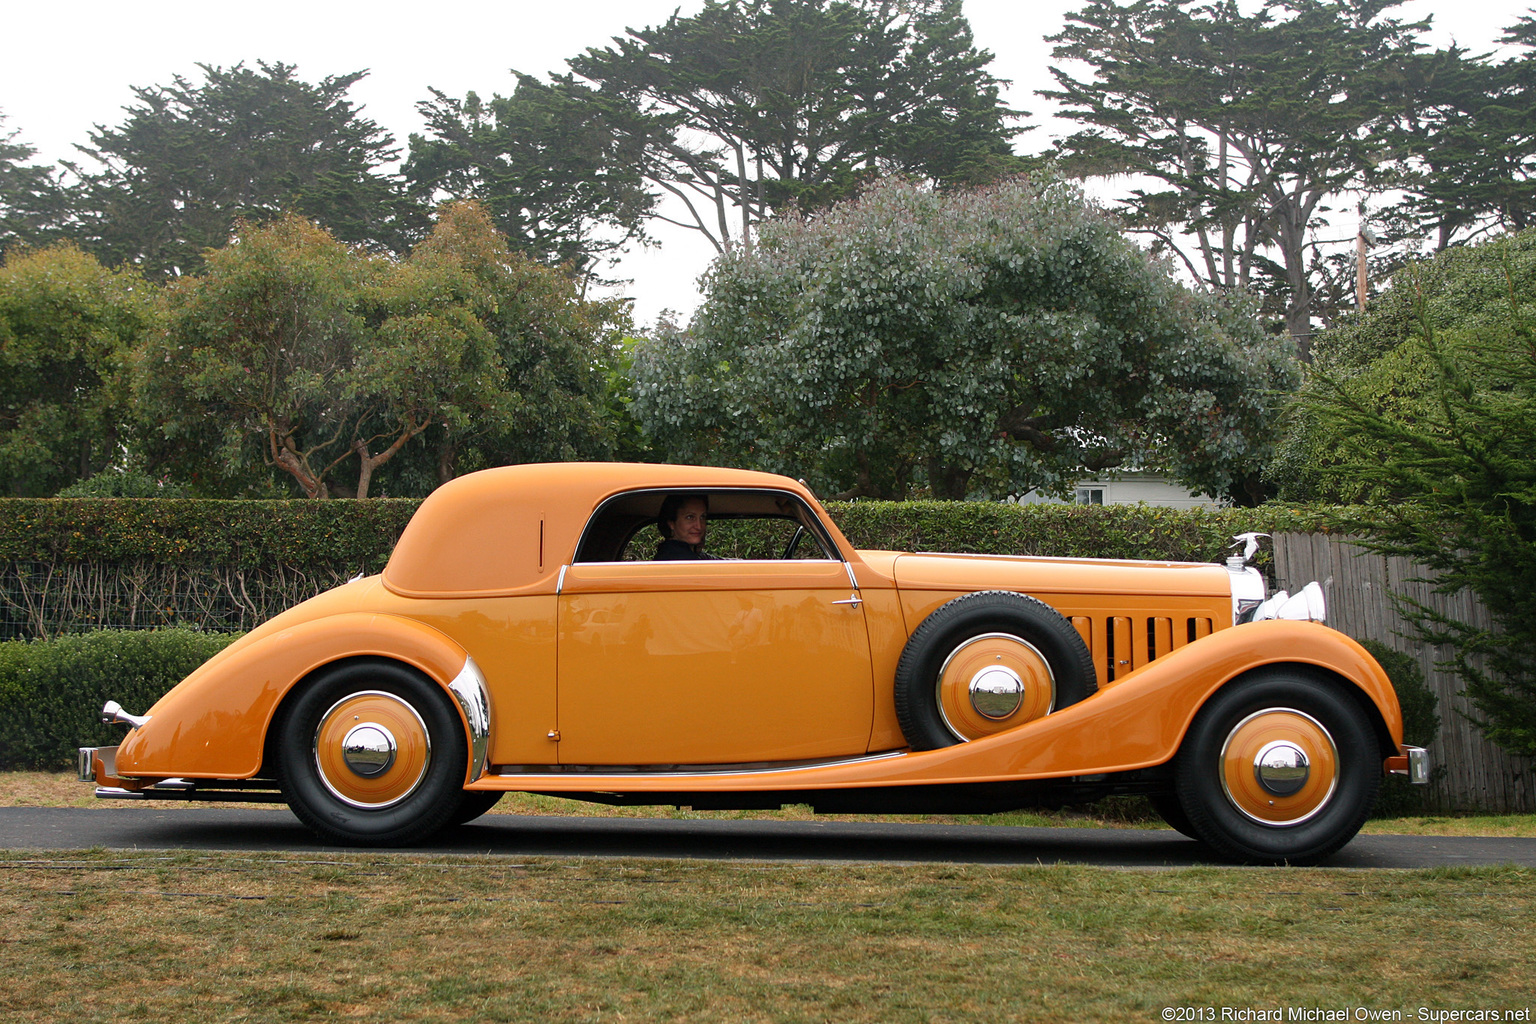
[0,851,1531,1023]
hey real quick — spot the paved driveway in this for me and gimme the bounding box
[4,807,1534,867]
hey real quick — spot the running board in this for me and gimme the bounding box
[95,779,286,804]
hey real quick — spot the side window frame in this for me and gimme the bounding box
[572,487,844,565]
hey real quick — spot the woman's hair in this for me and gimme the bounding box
[656,492,708,539]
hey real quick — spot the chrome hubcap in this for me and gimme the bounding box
[342,723,398,777]
[1254,740,1309,796]
[969,664,1025,719]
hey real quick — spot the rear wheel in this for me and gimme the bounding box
[1149,793,1198,839]
[277,658,468,847]
[1173,670,1380,865]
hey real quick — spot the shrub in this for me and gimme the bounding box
[1359,638,1442,817]
[0,629,239,770]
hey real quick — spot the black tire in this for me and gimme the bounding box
[1173,669,1381,865]
[894,591,1097,750]
[277,658,469,847]
[449,790,504,827]
[1149,793,1199,839]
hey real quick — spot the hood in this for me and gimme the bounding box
[883,551,1233,599]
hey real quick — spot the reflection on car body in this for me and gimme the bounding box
[80,463,1430,864]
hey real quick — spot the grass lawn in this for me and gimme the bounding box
[3,773,1534,1022]
[0,850,1531,1023]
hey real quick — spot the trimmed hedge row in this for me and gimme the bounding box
[1,496,1357,567]
[0,629,241,770]
[0,498,419,570]
[0,496,1369,641]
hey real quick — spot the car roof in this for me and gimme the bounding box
[382,463,825,598]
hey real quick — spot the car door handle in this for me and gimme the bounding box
[832,593,863,608]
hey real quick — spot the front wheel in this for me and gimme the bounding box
[277,658,469,847]
[1173,670,1381,865]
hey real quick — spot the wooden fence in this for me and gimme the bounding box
[1273,533,1534,813]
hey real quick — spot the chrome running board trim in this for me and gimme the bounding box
[490,749,907,780]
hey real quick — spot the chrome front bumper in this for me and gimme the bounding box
[1386,746,1431,784]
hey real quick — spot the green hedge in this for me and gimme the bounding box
[0,498,419,570]
[0,496,1373,641]
[0,629,241,770]
[0,496,1359,567]
[830,500,1348,565]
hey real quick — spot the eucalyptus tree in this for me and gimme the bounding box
[0,244,152,495]
[631,177,1297,504]
[136,206,623,499]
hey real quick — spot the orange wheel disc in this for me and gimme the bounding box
[313,690,433,809]
[935,632,1055,741]
[1219,708,1339,826]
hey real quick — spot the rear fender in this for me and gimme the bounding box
[114,614,479,782]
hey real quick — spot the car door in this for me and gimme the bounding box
[554,555,874,766]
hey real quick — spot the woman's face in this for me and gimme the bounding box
[668,498,708,547]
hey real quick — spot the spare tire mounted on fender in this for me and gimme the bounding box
[894,590,1097,750]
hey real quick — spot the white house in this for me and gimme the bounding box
[1010,471,1220,509]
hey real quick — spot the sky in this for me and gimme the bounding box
[0,0,1526,325]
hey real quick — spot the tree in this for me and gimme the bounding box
[0,244,152,495]
[1043,0,1427,352]
[1272,230,1536,502]
[1391,15,1536,249]
[404,75,663,280]
[71,62,407,279]
[361,201,622,494]
[138,215,375,498]
[1291,229,1536,759]
[563,0,1022,253]
[631,176,1298,503]
[0,115,67,257]
[136,205,625,498]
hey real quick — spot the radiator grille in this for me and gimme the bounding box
[1071,615,1214,685]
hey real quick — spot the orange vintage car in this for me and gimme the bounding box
[80,463,1428,863]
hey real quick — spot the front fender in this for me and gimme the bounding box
[799,619,1402,789]
[115,613,475,781]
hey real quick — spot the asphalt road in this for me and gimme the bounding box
[3,806,1534,867]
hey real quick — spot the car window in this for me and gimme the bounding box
[616,513,833,562]
[574,489,840,563]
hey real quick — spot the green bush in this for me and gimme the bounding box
[1359,638,1442,817]
[0,498,418,569]
[0,629,240,770]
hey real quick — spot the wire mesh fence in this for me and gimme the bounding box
[0,560,357,641]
